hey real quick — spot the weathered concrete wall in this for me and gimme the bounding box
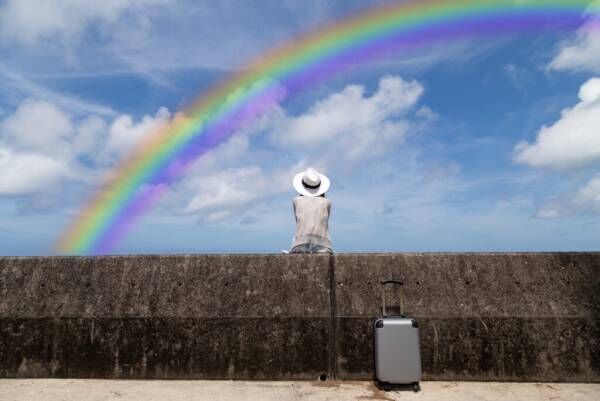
[0,253,598,381]
[334,253,600,382]
[0,255,332,380]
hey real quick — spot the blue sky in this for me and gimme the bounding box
[1,0,600,255]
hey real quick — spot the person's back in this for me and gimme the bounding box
[292,195,332,251]
[290,168,332,254]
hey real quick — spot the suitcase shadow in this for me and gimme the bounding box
[375,381,421,393]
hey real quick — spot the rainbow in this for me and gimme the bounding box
[58,0,599,254]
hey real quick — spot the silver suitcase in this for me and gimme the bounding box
[374,280,422,392]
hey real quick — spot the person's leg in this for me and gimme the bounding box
[291,244,333,254]
[290,244,310,253]
[314,245,333,254]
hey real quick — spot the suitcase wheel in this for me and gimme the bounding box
[378,381,420,392]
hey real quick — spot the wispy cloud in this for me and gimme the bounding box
[1,0,512,85]
[0,0,169,46]
[0,64,116,117]
[536,175,600,219]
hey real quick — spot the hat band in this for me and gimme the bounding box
[302,180,320,189]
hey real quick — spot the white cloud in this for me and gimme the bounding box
[0,98,173,196]
[548,1,600,72]
[0,74,433,225]
[513,77,600,169]
[549,16,600,73]
[549,30,600,73]
[537,175,600,218]
[0,100,76,195]
[271,76,424,165]
[515,77,600,219]
[573,175,600,212]
[0,0,168,46]
[415,106,439,121]
[579,76,600,102]
[72,116,107,156]
[182,167,267,221]
[1,99,74,155]
[101,107,171,163]
[0,148,70,195]
[173,75,430,223]
[177,161,300,222]
[190,133,251,173]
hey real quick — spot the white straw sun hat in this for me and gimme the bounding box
[293,168,330,197]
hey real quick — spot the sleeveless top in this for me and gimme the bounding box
[292,196,332,249]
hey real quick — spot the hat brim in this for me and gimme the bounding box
[293,171,330,197]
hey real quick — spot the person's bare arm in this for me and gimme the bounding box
[293,197,298,223]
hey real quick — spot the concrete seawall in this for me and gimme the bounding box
[0,253,598,381]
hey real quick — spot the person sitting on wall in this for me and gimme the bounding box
[290,167,333,254]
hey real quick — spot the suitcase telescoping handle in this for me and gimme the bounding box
[381,280,404,317]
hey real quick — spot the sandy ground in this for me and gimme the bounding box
[0,380,598,401]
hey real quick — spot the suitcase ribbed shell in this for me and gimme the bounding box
[374,316,422,384]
